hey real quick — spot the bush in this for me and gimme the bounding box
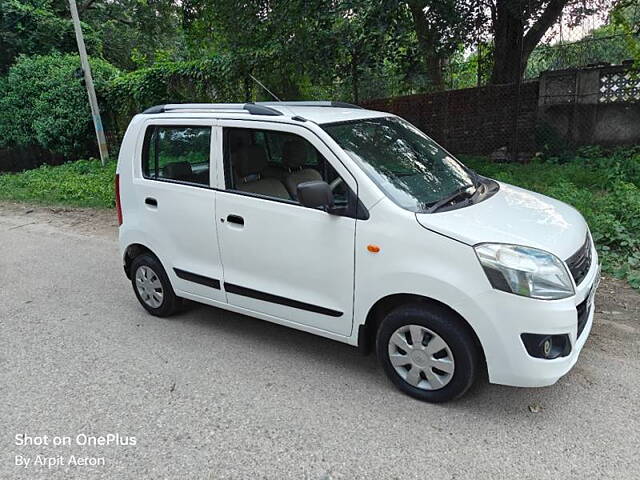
[0,54,259,164]
[105,56,247,133]
[0,159,116,207]
[0,53,120,159]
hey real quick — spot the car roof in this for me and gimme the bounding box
[139,102,390,125]
[276,105,389,124]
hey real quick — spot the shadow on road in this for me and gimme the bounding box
[158,299,572,417]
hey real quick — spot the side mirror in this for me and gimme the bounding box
[297,180,334,210]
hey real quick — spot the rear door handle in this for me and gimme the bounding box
[145,197,158,207]
[226,214,244,226]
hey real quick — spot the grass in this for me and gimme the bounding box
[0,159,116,208]
[1,145,639,287]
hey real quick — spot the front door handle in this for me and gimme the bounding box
[226,214,244,226]
[145,197,158,207]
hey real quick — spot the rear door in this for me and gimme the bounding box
[213,121,358,336]
[133,119,226,303]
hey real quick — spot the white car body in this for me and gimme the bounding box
[116,102,599,391]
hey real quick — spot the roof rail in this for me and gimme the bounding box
[258,101,363,109]
[141,103,283,116]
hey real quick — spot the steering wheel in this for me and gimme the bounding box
[329,177,344,192]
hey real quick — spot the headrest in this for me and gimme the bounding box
[228,129,253,150]
[282,140,308,169]
[232,145,268,179]
[164,161,193,181]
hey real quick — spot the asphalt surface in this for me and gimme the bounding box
[1,204,639,480]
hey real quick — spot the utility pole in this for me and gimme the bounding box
[68,0,109,165]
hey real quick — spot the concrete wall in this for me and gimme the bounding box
[538,65,640,147]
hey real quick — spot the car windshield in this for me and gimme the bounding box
[323,116,476,212]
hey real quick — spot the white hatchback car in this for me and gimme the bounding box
[116,101,600,402]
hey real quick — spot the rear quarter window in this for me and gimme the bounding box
[142,126,211,186]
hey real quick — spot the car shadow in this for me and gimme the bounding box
[167,299,581,415]
[173,299,382,378]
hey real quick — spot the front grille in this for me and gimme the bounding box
[566,234,592,286]
[576,296,590,338]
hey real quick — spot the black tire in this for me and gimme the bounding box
[130,253,181,317]
[376,303,479,403]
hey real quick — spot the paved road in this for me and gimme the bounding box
[1,204,639,480]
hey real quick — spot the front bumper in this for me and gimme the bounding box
[478,248,600,388]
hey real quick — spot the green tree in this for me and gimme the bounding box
[487,0,616,84]
[1,0,184,73]
[403,0,477,90]
[0,0,101,72]
[330,1,416,101]
[183,0,411,101]
[610,0,640,61]
[182,0,315,99]
[77,0,185,70]
[527,21,638,77]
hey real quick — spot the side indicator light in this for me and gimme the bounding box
[367,245,381,253]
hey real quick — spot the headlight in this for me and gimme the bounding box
[475,243,574,300]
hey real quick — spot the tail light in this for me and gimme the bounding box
[115,173,123,226]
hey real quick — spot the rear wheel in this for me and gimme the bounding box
[130,253,181,317]
[376,304,479,402]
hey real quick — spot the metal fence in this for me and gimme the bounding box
[340,28,640,159]
[359,63,640,160]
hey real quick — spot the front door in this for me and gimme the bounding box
[214,122,357,336]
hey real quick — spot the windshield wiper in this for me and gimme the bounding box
[469,169,482,190]
[426,184,476,213]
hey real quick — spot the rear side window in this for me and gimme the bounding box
[142,126,211,186]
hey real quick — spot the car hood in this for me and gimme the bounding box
[415,182,588,260]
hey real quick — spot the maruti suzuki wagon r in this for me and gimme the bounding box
[115,101,600,402]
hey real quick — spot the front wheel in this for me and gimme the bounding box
[130,253,181,317]
[376,304,479,403]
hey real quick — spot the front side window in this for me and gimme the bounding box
[323,117,476,212]
[223,127,349,207]
[143,126,211,186]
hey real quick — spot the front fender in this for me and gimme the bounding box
[352,198,505,372]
